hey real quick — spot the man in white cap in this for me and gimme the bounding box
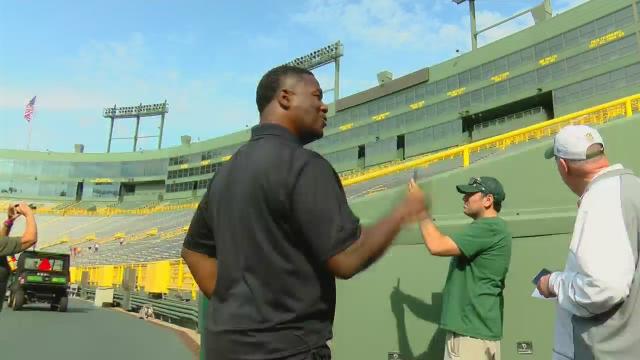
[537,124,640,359]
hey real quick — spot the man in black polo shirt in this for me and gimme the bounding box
[182,65,426,360]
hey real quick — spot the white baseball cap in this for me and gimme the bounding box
[544,125,605,160]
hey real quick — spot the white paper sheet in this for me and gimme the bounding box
[531,288,556,300]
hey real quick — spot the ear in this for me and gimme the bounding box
[558,158,569,176]
[276,88,294,110]
[483,194,494,208]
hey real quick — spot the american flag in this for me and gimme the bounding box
[24,96,36,122]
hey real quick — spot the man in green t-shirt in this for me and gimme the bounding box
[409,176,512,360]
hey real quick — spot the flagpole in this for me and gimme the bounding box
[27,121,32,150]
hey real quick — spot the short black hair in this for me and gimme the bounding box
[482,193,502,213]
[256,65,314,114]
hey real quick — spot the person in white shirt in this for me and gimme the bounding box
[537,124,640,360]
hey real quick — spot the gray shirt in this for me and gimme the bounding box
[0,235,22,257]
[550,165,640,359]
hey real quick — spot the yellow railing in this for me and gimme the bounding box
[40,93,640,251]
[35,202,198,217]
[341,93,639,186]
[67,94,640,299]
[71,259,198,300]
[47,224,188,249]
[8,94,640,220]
[159,226,188,240]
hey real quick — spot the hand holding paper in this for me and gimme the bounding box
[532,268,557,299]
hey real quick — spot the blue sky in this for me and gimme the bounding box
[0,0,586,153]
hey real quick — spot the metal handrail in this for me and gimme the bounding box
[81,288,198,324]
[341,94,638,186]
[70,93,640,298]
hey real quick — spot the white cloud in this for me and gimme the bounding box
[555,0,589,14]
[292,0,468,51]
[293,0,590,56]
[78,117,99,128]
[162,96,258,142]
[290,0,586,97]
[166,70,180,81]
[312,72,336,92]
[473,9,535,45]
[71,32,147,78]
[167,32,197,47]
[0,91,30,110]
[0,31,219,114]
[0,87,107,111]
[432,0,454,13]
[250,34,286,50]
[471,0,590,44]
[290,0,544,55]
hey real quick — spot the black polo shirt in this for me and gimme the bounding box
[183,123,361,359]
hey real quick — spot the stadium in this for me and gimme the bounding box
[2,0,640,358]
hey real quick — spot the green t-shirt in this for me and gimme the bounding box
[440,216,512,341]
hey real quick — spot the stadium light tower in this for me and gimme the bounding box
[283,41,344,103]
[103,101,168,153]
[452,0,552,50]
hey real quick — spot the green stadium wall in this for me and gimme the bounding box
[328,116,640,360]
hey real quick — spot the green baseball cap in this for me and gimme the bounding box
[456,176,506,202]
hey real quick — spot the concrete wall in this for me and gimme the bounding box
[331,116,640,360]
[124,181,165,201]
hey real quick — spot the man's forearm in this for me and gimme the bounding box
[419,218,441,252]
[550,270,629,317]
[181,247,217,298]
[21,214,37,250]
[1,223,9,237]
[332,209,406,278]
[360,209,406,263]
[418,218,460,256]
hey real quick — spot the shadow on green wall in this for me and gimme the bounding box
[390,279,447,360]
